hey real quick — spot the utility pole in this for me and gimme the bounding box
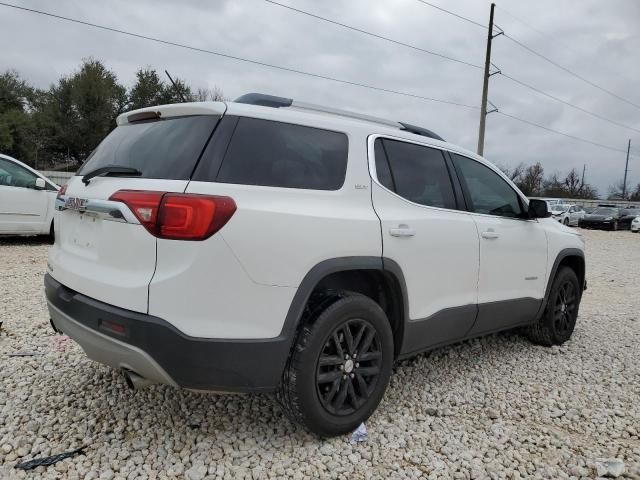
[578,163,586,195]
[622,139,630,200]
[477,3,496,156]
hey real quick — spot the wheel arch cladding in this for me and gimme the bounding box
[281,257,408,358]
[536,248,585,321]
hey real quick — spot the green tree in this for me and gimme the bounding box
[128,68,201,108]
[0,71,37,163]
[128,68,167,110]
[43,59,127,165]
[161,77,193,104]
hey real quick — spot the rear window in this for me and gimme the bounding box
[592,208,617,215]
[78,116,219,180]
[208,117,348,190]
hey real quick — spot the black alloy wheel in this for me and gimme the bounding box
[526,267,581,346]
[278,293,393,437]
[552,280,577,338]
[316,319,382,416]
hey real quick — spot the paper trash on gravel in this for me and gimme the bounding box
[595,458,625,478]
[350,423,368,443]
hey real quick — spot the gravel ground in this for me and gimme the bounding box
[1,230,639,479]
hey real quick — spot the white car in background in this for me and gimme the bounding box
[0,153,60,237]
[550,204,585,226]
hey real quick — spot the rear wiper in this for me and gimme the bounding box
[82,165,142,185]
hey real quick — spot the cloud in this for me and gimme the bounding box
[2,0,638,192]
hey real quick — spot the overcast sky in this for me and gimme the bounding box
[3,0,639,194]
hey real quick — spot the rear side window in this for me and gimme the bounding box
[375,138,456,209]
[373,139,395,191]
[452,154,524,218]
[78,116,219,180]
[213,117,348,190]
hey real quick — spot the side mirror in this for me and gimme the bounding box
[528,199,551,219]
[34,178,46,190]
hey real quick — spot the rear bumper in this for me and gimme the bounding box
[45,274,291,392]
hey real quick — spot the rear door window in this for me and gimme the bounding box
[375,138,456,209]
[209,117,348,190]
[78,116,220,180]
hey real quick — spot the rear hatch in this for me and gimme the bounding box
[48,104,225,313]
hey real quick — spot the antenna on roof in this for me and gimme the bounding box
[164,70,187,103]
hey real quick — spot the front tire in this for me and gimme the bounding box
[611,220,618,231]
[563,218,569,226]
[526,267,581,346]
[277,293,394,437]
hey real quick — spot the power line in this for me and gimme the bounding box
[496,110,637,156]
[264,0,482,69]
[499,72,640,134]
[414,0,487,29]
[0,1,478,110]
[502,32,640,111]
[497,6,554,41]
[497,6,593,68]
[264,0,640,135]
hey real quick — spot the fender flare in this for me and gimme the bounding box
[534,247,585,321]
[279,256,409,339]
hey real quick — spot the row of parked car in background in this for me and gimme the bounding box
[539,198,640,232]
[1,151,639,238]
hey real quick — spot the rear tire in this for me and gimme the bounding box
[611,220,618,231]
[526,267,581,346]
[277,293,394,437]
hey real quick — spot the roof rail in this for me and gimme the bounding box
[235,93,293,108]
[398,122,445,141]
[233,93,444,141]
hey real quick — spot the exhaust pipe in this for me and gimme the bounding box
[123,370,155,390]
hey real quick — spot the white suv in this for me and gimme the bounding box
[46,94,586,437]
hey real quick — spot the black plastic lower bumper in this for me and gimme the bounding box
[44,274,291,392]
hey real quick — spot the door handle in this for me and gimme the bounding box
[389,224,415,237]
[481,230,499,239]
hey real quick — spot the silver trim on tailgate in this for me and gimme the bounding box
[56,195,140,224]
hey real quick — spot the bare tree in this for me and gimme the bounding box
[580,184,599,199]
[608,181,627,200]
[497,163,525,183]
[193,87,225,102]
[516,163,545,196]
[543,173,565,198]
[562,168,583,197]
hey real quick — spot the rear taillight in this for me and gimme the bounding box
[108,190,236,241]
[56,185,67,199]
[109,190,164,232]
